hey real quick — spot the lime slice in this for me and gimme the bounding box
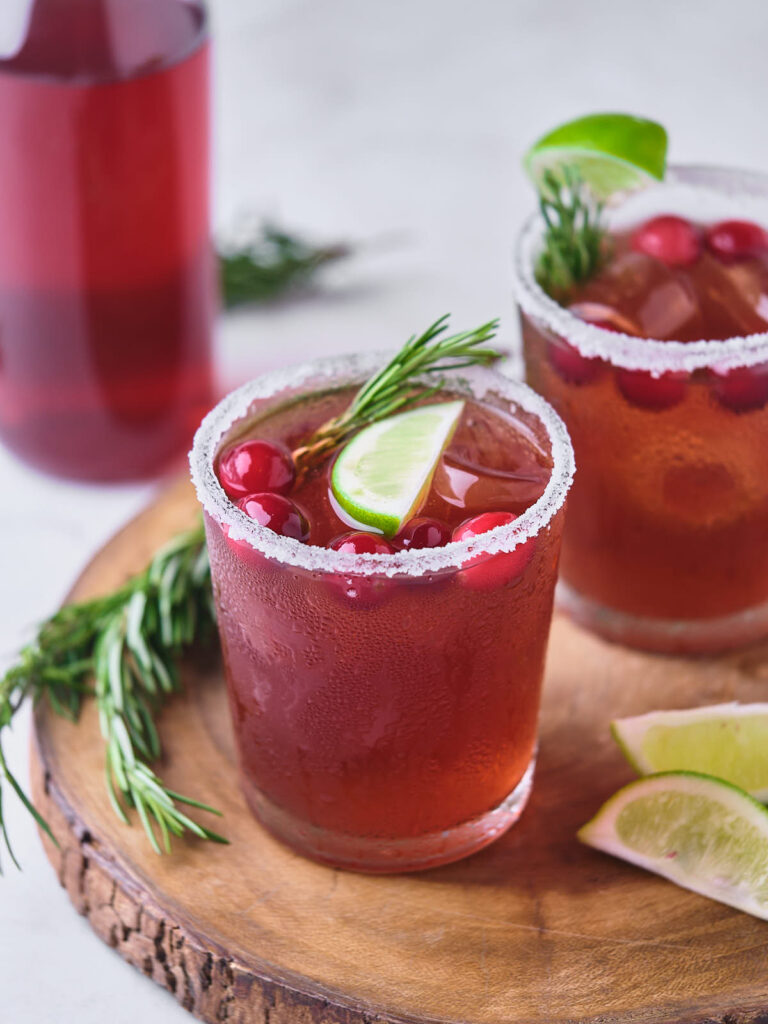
[612,703,768,800]
[331,401,464,536]
[579,772,768,920]
[524,112,668,199]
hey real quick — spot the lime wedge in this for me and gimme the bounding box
[612,703,768,800]
[331,401,464,537]
[579,772,768,920]
[524,112,668,199]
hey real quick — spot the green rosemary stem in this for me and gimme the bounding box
[0,520,225,870]
[292,314,501,478]
[534,167,606,300]
[218,223,350,308]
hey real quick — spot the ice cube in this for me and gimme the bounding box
[693,253,768,338]
[430,452,549,518]
[577,251,704,340]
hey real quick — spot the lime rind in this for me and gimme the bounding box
[524,112,668,200]
[331,401,465,537]
[579,771,768,921]
[612,703,768,801]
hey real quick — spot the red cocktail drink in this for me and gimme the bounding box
[516,166,768,653]
[190,357,573,871]
[0,0,213,481]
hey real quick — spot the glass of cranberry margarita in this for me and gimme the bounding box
[515,165,768,654]
[190,355,573,872]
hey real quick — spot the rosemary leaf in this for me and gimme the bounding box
[0,520,225,870]
[218,224,350,308]
[292,314,501,476]
[534,167,606,300]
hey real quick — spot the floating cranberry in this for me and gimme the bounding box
[705,220,768,263]
[217,440,295,500]
[615,368,688,411]
[328,532,396,555]
[547,337,603,385]
[237,492,310,542]
[710,362,768,413]
[453,512,534,590]
[394,517,452,550]
[631,215,702,268]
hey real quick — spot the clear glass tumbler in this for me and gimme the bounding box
[190,356,574,872]
[515,165,768,654]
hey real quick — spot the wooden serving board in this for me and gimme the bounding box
[31,479,768,1024]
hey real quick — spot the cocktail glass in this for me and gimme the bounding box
[190,355,574,872]
[515,165,768,654]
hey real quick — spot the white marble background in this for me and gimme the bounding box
[2,0,768,1019]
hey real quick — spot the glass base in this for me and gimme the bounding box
[557,580,768,655]
[242,757,536,874]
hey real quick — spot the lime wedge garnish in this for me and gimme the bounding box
[331,401,464,537]
[524,112,668,199]
[612,703,768,800]
[579,772,768,920]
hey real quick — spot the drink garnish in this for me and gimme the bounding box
[612,703,768,799]
[525,113,668,200]
[292,314,499,478]
[331,401,465,536]
[524,112,668,298]
[579,771,768,921]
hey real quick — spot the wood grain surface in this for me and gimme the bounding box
[30,478,768,1024]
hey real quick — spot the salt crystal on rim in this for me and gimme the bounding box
[189,353,574,579]
[513,164,768,375]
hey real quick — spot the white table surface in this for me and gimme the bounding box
[2,0,768,1019]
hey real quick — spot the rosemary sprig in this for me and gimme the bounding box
[218,223,350,308]
[0,521,225,869]
[534,167,606,300]
[291,314,501,476]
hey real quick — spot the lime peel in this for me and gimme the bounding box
[331,401,465,537]
[579,771,768,921]
[525,112,668,200]
[612,703,768,801]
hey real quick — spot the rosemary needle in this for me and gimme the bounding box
[0,522,225,869]
[534,167,607,300]
[218,223,350,308]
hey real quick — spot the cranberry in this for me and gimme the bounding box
[547,337,603,385]
[631,215,702,268]
[615,368,688,410]
[328,532,396,555]
[237,493,310,542]
[394,517,452,550]
[217,440,295,501]
[705,219,768,262]
[326,532,396,607]
[710,362,768,413]
[453,511,534,590]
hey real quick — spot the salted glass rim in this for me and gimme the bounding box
[189,353,575,579]
[512,163,768,374]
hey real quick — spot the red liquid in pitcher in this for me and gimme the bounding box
[0,0,213,480]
